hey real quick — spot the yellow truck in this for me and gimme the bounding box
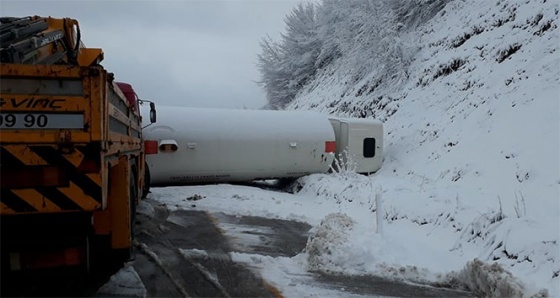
[0,16,155,272]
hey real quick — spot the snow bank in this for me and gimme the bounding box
[285,166,556,296]
[306,213,357,272]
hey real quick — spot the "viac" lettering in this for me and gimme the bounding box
[0,98,65,110]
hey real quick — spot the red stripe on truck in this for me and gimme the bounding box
[325,141,336,153]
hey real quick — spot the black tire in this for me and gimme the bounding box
[130,171,137,234]
[129,161,138,243]
[142,162,150,198]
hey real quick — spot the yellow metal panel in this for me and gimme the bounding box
[0,202,16,214]
[109,156,131,249]
[77,48,104,66]
[100,161,109,209]
[106,132,142,156]
[3,144,47,165]
[87,70,105,143]
[10,189,62,212]
[0,64,82,78]
[86,173,102,186]
[0,131,91,144]
[93,155,132,249]
[57,182,100,210]
[1,144,103,213]
[0,64,109,145]
[59,147,83,167]
[0,95,88,112]
[108,132,142,144]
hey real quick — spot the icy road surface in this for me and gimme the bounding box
[97,187,474,297]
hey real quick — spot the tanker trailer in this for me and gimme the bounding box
[142,106,336,185]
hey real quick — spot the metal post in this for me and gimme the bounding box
[376,187,383,235]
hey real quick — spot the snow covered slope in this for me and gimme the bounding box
[284,0,559,295]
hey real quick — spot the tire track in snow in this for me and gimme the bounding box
[137,242,191,297]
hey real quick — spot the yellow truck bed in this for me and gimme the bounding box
[0,63,142,214]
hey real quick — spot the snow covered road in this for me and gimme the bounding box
[98,187,474,297]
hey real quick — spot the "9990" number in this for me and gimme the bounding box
[0,113,49,128]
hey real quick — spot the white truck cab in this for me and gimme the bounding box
[329,117,383,174]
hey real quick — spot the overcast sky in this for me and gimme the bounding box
[1,0,306,109]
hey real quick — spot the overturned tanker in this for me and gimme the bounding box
[142,106,337,186]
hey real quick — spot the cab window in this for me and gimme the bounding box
[363,138,375,158]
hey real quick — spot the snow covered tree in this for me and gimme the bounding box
[258,0,451,109]
[314,0,348,69]
[280,2,321,95]
[257,36,287,110]
[258,2,320,109]
[391,0,452,29]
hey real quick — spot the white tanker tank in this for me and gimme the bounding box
[142,106,336,186]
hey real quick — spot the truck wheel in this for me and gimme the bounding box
[128,163,138,261]
[130,169,137,235]
[142,162,150,198]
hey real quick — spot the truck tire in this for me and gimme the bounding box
[130,168,137,236]
[127,161,138,261]
[142,162,150,198]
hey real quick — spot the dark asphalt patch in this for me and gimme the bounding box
[132,200,277,297]
[316,272,474,297]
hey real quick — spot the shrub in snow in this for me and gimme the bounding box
[452,212,558,297]
[305,213,356,272]
[446,259,529,297]
[305,212,443,284]
[330,150,358,174]
[292,172,373,206]
[453,208,505,249]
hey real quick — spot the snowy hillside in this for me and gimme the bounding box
[274,0,559,295]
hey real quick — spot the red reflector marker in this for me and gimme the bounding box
[325,141,336,153]
[145,140,159,155]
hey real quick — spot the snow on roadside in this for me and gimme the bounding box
[294,170,557,297]
[229,252,369,298]
[151,182,352,226]
[94,265,147,298]
[151,163,556,297]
